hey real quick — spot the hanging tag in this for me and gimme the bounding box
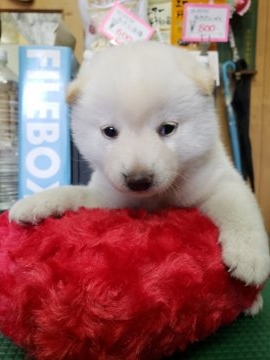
[182,3,230,43]
[99,2,155,45]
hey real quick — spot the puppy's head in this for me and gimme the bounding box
[67,42,218,196]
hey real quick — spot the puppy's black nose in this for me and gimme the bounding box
[124,172,153,192]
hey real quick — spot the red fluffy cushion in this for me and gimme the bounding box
[0,208,259,360]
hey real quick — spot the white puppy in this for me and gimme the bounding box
[9,42,270,312]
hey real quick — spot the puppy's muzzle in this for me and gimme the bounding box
[124,172,153,192]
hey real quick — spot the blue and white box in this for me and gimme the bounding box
[18,46,72,198]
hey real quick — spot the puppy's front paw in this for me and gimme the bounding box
[9,192,68,225]
[221,231,270,286]
[244,293,263,316]
[9,197,60,225]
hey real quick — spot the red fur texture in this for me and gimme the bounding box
[0,208,259,360]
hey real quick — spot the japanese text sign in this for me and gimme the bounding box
[182,3,231,43]
[99,2,155,45]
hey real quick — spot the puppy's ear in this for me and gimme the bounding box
[190,65,215,96]
[175,49,215,96]
[66,50,96,104]
[66,79,81,104]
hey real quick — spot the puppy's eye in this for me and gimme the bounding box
[158,122,178,137]
[101,126,119,139]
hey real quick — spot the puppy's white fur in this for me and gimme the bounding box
[10,42,270,310]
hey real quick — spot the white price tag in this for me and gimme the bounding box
[182,4,230,43]
[99,2,155,45]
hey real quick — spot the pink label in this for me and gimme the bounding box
[99,2,155,45]
[182,3,231,43]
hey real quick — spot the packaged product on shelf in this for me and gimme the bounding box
[78,0,149,51]
[18,46,72,199]
[0,48,18,211]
